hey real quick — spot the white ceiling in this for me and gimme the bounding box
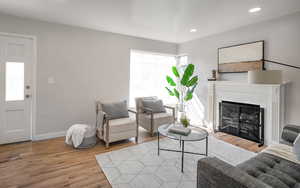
[0,0,300,43]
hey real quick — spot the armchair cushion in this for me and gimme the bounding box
[135,96,158,113]
[144,112,174,119]
[108,114,137,133]
[139,112,174,132]
[103,114,137,143]
[101,100,129,120]
[142,99,166,113]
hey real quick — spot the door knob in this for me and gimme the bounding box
[25,94,31,98]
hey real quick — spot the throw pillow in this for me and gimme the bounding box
[101,100,129,120]
[142,99,166,113]
[293,134,300,161]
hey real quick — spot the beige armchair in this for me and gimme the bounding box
[135,97,175,136]
[96,101,138,148]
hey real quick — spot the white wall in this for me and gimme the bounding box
[0,13,177,137]
[178,12,300,125]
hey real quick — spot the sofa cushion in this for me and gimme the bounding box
[293,134,300,160]
[197,157,270,188]
[237,153,300,188]
[282,125,300,144]
[257,173,290,188]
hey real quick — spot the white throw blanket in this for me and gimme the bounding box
[65,124,90,148]
[262,143,300,164]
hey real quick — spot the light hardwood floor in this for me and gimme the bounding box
[0,129,265,188]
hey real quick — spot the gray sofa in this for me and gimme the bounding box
[197,125,300,188]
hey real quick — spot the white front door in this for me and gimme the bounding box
[0,34,33,144]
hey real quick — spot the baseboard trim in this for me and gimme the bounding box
[34,131,66,141]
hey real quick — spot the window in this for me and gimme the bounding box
[178,55,188,66]
[5,62,24,101]
[129,51,204,126]
[129,51,177,107]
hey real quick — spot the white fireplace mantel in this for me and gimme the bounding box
[207,81,288,145]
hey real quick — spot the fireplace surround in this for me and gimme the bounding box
[219,101,264,146]
[207,81,288,145]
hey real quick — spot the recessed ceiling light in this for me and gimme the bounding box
[190,29,197,33]
[249,7,261,13]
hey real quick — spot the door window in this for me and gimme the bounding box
[5,62,24,101]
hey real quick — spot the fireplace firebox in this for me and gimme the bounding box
[219,101,264,146]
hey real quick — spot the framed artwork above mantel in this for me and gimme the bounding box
[218,40,265,73]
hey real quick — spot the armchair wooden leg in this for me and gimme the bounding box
[136,120,139,144]
[105,121,110,149]
[150,113,154,137]
[151,131,155,137]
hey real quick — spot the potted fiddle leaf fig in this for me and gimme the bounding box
[165,64,198,125]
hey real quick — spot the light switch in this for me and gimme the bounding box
[48,77,55,84]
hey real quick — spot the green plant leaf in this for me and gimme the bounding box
[187,76,198,87]
[165,87,174,96]
[166,76,176,86]
[184,91,193,101]
[173,88,180,99]
[172,66,180,78]
[181,64,195,86]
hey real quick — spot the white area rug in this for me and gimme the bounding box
[95,136,256,188]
